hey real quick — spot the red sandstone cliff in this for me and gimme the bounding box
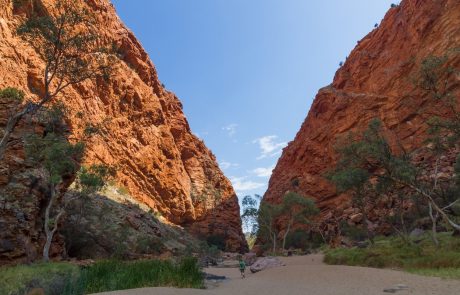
[0,0,246,263]
[263,0,460,236]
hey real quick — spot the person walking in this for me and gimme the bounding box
[238,257,246,279]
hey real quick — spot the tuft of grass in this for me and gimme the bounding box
[0,262,79,295]
[64,257,204,294]
[0,87,25,102]
[0,258,203,295]
[407,268,460,280]
[324,233,460,279]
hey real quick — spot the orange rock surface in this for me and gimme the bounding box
[0,0,247,264]
[263,0,460,232]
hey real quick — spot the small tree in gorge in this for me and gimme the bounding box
[280,192,319,251]
[257,202,281,254]
[25,103,113,262]
[241,195,261,248]
[0,0,114,160]
[25,105,84,261]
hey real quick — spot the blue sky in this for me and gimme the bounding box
[111,0,398,199]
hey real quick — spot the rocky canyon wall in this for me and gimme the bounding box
[0,0,246,264]
[263,0,460,238]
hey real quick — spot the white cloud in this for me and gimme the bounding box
[253,135,287,160]
[222,124,238,137]
[219,161,239,170]
[252,165,275,177]
[230,176,265,192]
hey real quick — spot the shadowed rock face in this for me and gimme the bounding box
[0,0,246,264]
[263,0,460,237]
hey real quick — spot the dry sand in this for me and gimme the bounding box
[96,254,460,295]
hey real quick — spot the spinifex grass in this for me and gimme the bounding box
[324,233,460,279]
[0,257,204,295]
[64,257,204,294]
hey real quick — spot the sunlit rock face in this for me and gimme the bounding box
[0,0,247,264]
[262,0,460,239]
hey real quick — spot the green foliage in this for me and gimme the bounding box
[135,236,165,255]
[285,229,310,250]
[0,258,204,295]
[339,221,368,242]
[65,258,203,294]
[76,164,115,196]
[327,55,460,243]
[280,192,319,222]
[418,55,449,97]
[0,262,79,295]
[0,87,25,102]
[324,233,460,279]
[16,0,114,101]
[38,102,69,135]
[206,234,226,251]
[241,195,260,236]
[407,268,460,280]
[257,202,281,238]
[83,123,101,137]
[26,133,84,184]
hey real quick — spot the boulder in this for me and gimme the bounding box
[350,213,363,223]
[250,257,285,273]
[409,228,425,239]
[243,252,257,266]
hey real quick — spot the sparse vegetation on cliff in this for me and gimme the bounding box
[327,54,460,247]
[0,0,115,161]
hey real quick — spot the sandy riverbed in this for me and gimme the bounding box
[95,254,460,295]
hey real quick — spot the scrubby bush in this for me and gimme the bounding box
[0,87,25,102]
[135,236,165,255]
[0,258,204,295]
[324,233,460,279]
[339,221,368,242]
[65,258,204,294]
[285,229,310,250]
[206,234,226,251]
[0,262,79,295]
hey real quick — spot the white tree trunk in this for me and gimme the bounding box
[282,219,293,251]
[43,183,64,262]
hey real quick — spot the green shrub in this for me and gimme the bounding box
[451,202,460,216]
[339,221,368,241]
[284,230,325,252]
[12,0,29,10]
[206,234,226,251]
[0,87,25,102]
[0,257,204,295]
[285,229,310,250]
[135,236,165,254]
[324,233,460,279]
[65,258,204,294]
[0,262,79,295]
[117,186,130,196]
